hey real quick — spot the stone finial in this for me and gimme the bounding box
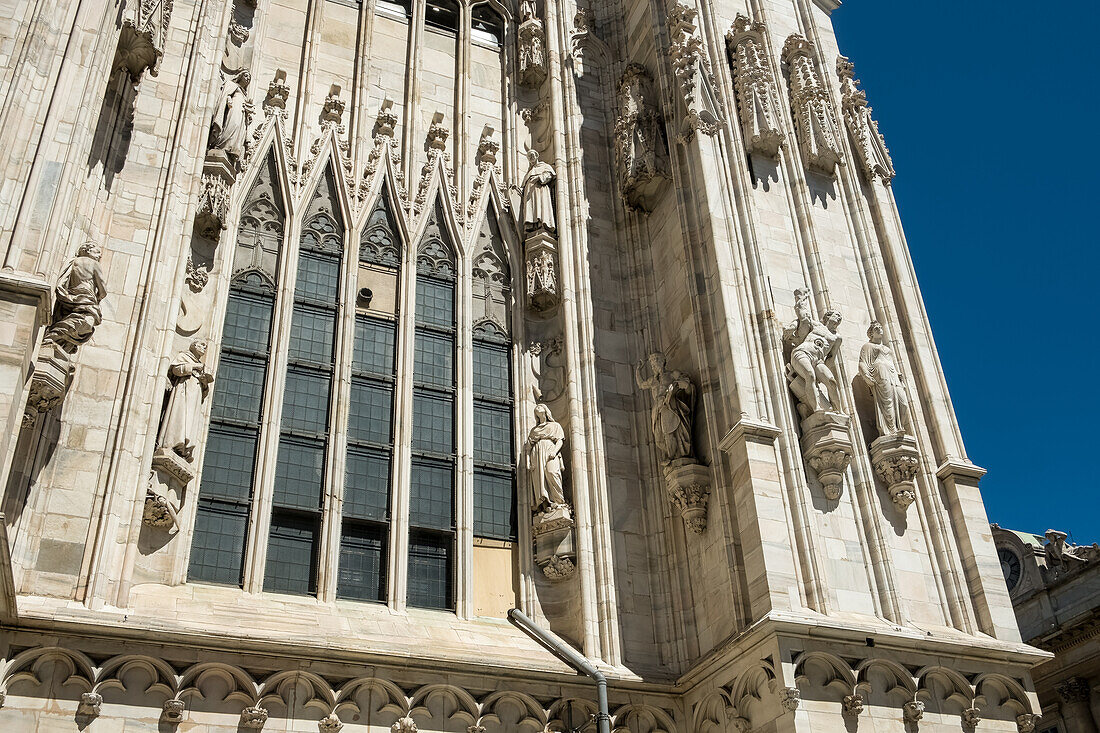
[375,99,398,139]
[320,85,346,129]
[263,70,291,119]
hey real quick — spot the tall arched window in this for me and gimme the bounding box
[408,201,458,610]
[265,166,344,596]
[190,152,284,586]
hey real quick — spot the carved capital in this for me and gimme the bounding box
[800,411,853,500]
[241,706,269,728]
[779,686,800,712]
[842,694,864,717]
[663,460,710,534]
[319,713,344,732]
[869,433,920,510]
[392,716,418,733]
[962,706,981,731]
[78,692,103,718]
[1056,677,1091,704]
[162,698,186,722]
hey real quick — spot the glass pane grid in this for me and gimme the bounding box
[189,499,248,586]
[211,354,266,423]
[473,342,511,398]
[473,468,516,541]
[199,426,257,502]
[281,367,332,435]
[289,304,336,364]
[413,330,455,387]
[274,436,325,510]
[222,293,274,355]
[344,446,391,520]
[294,250,341,303]
[354,317,396,376]
[338,521,387,602]
[349,379,394,445]
[407,530,453,610]
[412,391,454,454]
[264,511,320,596]
[414,278,455,328]
[473,401,513,465]
[409,457,454,529]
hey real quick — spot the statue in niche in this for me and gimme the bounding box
[635,353,696,464]
[527,403,566,513]
[209,69,252,163]
[858,321,910,436]
[43,242,108,353]
[520,149,556,233]
[520,0,536,21]
[785,288,843,418]
[156,339,214,462]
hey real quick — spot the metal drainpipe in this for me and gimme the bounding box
[508,608,611,733]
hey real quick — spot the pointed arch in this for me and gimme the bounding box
[360,181,404,269]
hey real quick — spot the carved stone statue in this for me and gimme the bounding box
[635,353,696,464]
[858,321,910,436]
[1044,529,1100,574]
[44,242,108,353]
[156,340,214,461]
[520,149,555,233]
[785,288,843,417]
[527,403,566,512]
[209,69,252,162]
[615,65,671,212]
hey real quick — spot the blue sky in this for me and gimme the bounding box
[832,2,1099,543]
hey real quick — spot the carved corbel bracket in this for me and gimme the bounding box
[800,411,852,500]
[524,230,559,314]
[518,18,548,88]
[662,459,710,534]
[241,706,269,728]
[531,505,577,581]
[869,432,919,511]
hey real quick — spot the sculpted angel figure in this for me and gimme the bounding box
[635,353,696,464]
[44,242,108,353]
[858,321,910,435]
[520,149,556,233]
[210,69,252,162]
[527,403,566,512]
[785,288,843,417]
[156,339,215,461]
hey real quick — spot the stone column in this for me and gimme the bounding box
[1057,677,1098,733]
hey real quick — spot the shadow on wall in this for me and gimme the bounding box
[86,71,137,192]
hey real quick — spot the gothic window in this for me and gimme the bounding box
[409,201,457,610]
[266,166,344,596]
[191,152,284,586]
[471,210,514,540]
[425,0,460,32]
[471,5,504,46]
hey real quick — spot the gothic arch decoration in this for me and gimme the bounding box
[416,198,459,280]
[301,166,345,256]
[408,683,480,730]
[853,658,917,703]
[477,690,547,731]
[361,100,410,210]
[691,690,736,733]
[232,149,287,293]
[610,703,676,733]
[471,205,512,334]
[547,697,599,732]
[793,651,858,699]
[256,670,337,717]
[361,183,403,268]
[413,121,462,224]
[333,676,411,721]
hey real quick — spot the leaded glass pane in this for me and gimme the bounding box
[223,293,274,354]
[263,512,319,595]
[413,330,454,387]
[189,499,248,585]
[295,250,340,303]
[349,379,393,445]
[415,278,454,327]
[338,521,387,601]
[211,354,266,423]
[412,391,453,454]
[200,426,257,502]
[409,457,453,529]
[289,304,335,364]
[274,437,325,510]
[281,368,331,435]
[353,317,396,376]
[344,446,391,520]
[473,341,511,397]
[473,401,512,465]
[473,469,516,540]
[407,530,452,609]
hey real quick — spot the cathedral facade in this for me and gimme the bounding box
[0,0,1047,729]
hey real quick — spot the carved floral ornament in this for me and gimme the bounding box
[836,56,895,184]
[781,34,844,175]
[666,1,721,141]
[725,14,784,157]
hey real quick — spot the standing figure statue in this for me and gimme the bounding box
[527,403,566,513]
[209,69,252,162]
[157,340,215,461]
[785,288,843,418]
[520,149,556,233]
[635,353,696,464]
[519,0,537,21]
[858,321,910,435]
[44,242,108,353]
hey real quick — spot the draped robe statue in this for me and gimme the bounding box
[858,321,910,435]
[157,339,214,461]
[44,242,107,353]
[636,353,696,464]
[526,403,565,512]
[210,70,251,162]
[520,149,556,233]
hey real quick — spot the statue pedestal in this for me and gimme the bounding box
[518,18,547,88]
[869,433,920,510]
[531,505,576,580]
[662,459,710,534]
[524,230,559,313]
[800,411,852,500]
[145,449,194,529]
[196,151,236,239]
[23,343,73,426]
